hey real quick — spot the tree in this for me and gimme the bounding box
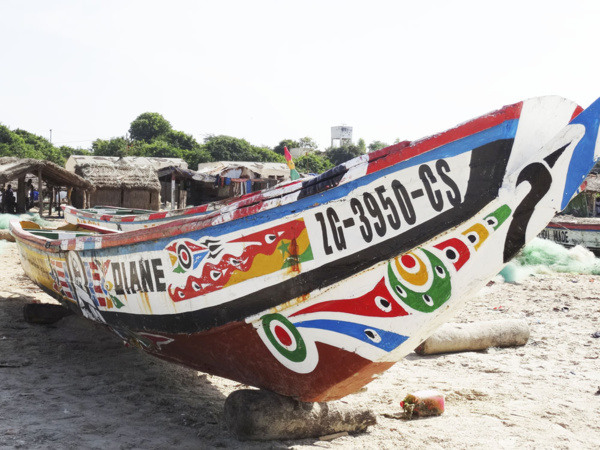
[357,138,366,153]
[273,139,299,156]
[129,112,172,142]
[59,145,91,161]
[91,137,130,157]
[136,140,184,159]
[183,146,212,169]
[368,140,388,153]
[296,153,332,174]
[298,137,319,151]
[204,135,254,161]
[249,146,286,163]
[165,130,198,151]
[326,144,365,166]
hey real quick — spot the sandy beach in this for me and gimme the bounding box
[1,234,599,449]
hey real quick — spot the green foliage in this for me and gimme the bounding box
[273,139,299,156]
[203,135,283,163]
[368,140,388,153]
[91,137,130,157]
[128,112,172,142]
[250,146,286,163]
[135,140,184,159]
[0,125,65,164]
[204,135,253,161]
[165,130,198,151]
[295,152,333,174]
[325,144,365,166]
[183,146,212,169]
[59,145,91,160]
[298,137,319,151]
[357,138,366,153]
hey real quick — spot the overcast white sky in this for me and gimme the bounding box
[1,0,599,153]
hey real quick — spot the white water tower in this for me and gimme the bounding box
[331,126,353,147]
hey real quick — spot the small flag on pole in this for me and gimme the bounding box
[284,146,300,180]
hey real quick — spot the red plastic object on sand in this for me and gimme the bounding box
[400,390,445,419]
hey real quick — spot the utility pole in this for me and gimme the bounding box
[49,129,52,143]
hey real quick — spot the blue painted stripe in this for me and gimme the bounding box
[295,318,409,352]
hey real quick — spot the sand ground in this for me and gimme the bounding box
[1,237,599,449]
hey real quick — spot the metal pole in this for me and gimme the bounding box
[171,173,176,210]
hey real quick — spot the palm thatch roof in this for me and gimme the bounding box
[66,155,187,172]
[0,157,92,189]
[74,160,161,191]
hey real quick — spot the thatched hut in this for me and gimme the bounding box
[0,157,92,215]
[194,161,288,203]
[70,159,161,210]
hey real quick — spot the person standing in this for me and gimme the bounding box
[4,184,16,214]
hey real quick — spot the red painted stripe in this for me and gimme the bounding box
[571,105,584,121]
[366,102,523,174]
[548,222,600,231]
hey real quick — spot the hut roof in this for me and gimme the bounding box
[0,157,92,189]
[196,161,291,179]
[157,165,215,183]
[76,160,161,191]
[66,156,187,172]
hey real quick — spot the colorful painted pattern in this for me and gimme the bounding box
[254,205,511,374]
[11,95,600,402]
[166,219,313,302]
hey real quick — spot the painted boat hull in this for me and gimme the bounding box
[539,221,600,254]
[11,96,600,401]
[62,180,306,231]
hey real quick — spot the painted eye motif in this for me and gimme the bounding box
[444,247,459,263]
[465,232,479,246]
[395,285,408,298]
[364,329,382,343]
[375,296,392,313]
[435,265,446,278]
[192,281,201,291]
[265,234,277,244]
[178,291,185,299]
[423,294,434,306]
[229,258,241,267]
[177,244,192,270]
[210,270,222,281]
[486,216,498,228]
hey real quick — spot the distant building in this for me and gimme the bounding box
[331,126,353,147]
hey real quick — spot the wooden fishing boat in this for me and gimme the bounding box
[11,95,600,402]
[62,179,306,231]
[539,217,600,254]
[62,203,215,231]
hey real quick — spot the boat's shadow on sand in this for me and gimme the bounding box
[0,296,288,449]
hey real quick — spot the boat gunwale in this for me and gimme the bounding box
[11,101,522,253]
